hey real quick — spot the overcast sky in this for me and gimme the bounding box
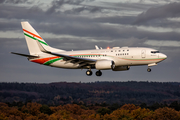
[0,0,180,83]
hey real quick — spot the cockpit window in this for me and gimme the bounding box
[151,51,159,54]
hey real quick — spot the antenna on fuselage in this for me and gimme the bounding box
[95,45,99,49]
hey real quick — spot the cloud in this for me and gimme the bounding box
[45,0,100,15]
[64,6,102,14]
[98,1,157,12]
[36,22,180,42]
[144,40,180,47]
[4,0,28,4]
[0,0,5,4]
[134,2,180,24]
[46,0,87,14]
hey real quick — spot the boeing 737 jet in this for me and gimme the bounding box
[12,22,167,76]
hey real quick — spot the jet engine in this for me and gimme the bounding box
[95,60,115,70]
[112,66,130,71]
[95,60,130,71]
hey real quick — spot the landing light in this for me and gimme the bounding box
[107,47,110,49]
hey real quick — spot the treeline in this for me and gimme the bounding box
[0,102,180,120]
[0,81,180,105]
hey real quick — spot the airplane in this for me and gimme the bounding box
[11,22,167,76]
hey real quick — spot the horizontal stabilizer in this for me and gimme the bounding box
[11,52,39,58]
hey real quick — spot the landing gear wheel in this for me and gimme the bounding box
[147,68,151,72]
[96,70,102,76]
[86,70,92,76]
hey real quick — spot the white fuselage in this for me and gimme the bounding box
[30,47,167,69]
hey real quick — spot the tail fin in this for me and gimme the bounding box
[21,21,64,55]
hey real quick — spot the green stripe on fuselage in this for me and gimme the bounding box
[44,58,63,65]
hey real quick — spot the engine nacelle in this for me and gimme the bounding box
[112,66,130,71]
[95,60,115,70]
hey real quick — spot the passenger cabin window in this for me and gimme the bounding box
[151,51,159,54]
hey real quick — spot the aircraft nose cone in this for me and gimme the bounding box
[160,53,167,59]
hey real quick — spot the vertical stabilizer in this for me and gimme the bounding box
[21,22,64,55]
[21,22,48,55]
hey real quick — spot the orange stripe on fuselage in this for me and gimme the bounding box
[23,29,43,40]
[69,54,101,56]
[30,57,59,64]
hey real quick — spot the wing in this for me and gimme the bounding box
[46,51,96,67]
[37,41,96,68]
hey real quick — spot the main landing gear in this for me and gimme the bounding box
[96,70,102,76]
[86,70,102,76]
[147,68,151,72]
[86,70,92,76]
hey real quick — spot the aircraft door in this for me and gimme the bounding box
[141,50,146,58]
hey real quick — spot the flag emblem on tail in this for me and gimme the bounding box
[23,29,48,46]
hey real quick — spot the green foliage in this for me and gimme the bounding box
[169,101,180,111]
[40,105,52,115]
[97,107,111,115]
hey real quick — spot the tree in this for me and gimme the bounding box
[63,104,83,115]
[38,113,49,120]
[40,105,52,115]
[111,109,133,120]
[169,101,180,111]
[21,102,42,116]
[152,107,180,120]
[131,108,153,120]
[97,107,111,116]
[49,110,74,120]
[120,104,140,112]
